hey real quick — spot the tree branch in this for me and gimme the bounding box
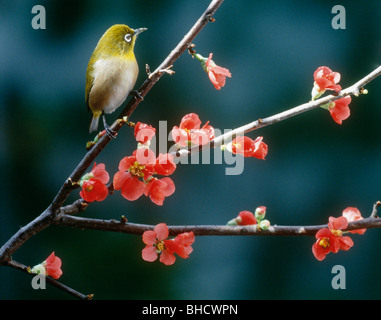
[54,207,381,237]
[173,65,381,157]
[5,260,92,300]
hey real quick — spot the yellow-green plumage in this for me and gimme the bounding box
[85,24,146,133]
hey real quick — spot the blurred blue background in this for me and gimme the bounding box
[1,0,381,300]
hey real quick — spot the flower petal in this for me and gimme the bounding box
[120,175,146,201]
[179,113,201,130]
[312,242,328,261]
[118,156,137,172]
[154,223,169,241]
[91,163,110,184]
[329,96,351,125]
[142,246,158,262]
[142,230,157,245]
[339,236,354,251]
[160,250,176,265]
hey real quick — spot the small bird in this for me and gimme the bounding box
[85,24,147,134]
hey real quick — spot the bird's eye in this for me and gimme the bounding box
[124,34,132,43]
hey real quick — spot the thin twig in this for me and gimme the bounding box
[5,260,92,300]
[173,65,381,158]
[371,201,381,218]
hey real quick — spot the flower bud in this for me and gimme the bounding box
[30,263,46,276]
[255,206,266,221]
[259,219,270,231]
[227,217,241,226]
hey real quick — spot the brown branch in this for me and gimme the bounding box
[5,260,92,300]
[54,208,381,237]
[371,201,381,218]
[173,65,381,158]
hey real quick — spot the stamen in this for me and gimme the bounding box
[319,238,330,249]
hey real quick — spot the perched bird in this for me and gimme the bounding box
[85,24,147,134]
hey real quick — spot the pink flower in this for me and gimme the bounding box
[142,223,195,265]
[144,177,175,206]
[142,223,176,265]
[312,66,342,100]
[79,162,110,202]
[113,149,156,201]
[166,232,195,259]
[327,96,352,125]
[30,252,63,279]
[171,113,214,147]
[44,252,63,279]
[155,153,176,176]
[134,122,156,144]
[80,179,109,202]
[227,136,268,159]
[89,162,110,184]
[204,53,232,90]
[312,216,354,261]
[194,52,231,90]
[342,207,366,234]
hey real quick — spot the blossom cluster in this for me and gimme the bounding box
[312,207,365,261]
[79,107,269,206]
[311,66,352,125]
[113,122,176,206]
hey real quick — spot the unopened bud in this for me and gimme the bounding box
[255,206,266,221]
[259,219,270,231]
[227,217,241,226]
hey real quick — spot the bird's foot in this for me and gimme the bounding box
[103,116,117,139]
[130,90,144,101]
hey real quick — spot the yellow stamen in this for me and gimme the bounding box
[156,242,164,251]
[319,238,330,249]
[331,229,343,237]
[129,161,146,178]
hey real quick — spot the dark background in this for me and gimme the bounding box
[1,0,381,300]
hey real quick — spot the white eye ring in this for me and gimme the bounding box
[124,34,132,42]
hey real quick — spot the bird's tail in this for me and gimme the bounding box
[89,114,100,133]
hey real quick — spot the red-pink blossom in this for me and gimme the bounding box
[44,252,63,279]
[327,96,352,125]
[113,149,156,201]
[80,179,109,202]
[171,113,214,147]
[205,53,232,90]
[313,66,342,93]
[312,216,354,261]
[228,136,268,159]
[144,177,175,206]
[142,223,176,265]
[79,162,110,202]
[155,153,177,176]
[342,207,366,234]
[134,122,156,144]
[142,223,195,265]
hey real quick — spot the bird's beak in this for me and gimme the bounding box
[134,28,147,37]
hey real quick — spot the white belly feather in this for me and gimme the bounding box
[90,57,138,114]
